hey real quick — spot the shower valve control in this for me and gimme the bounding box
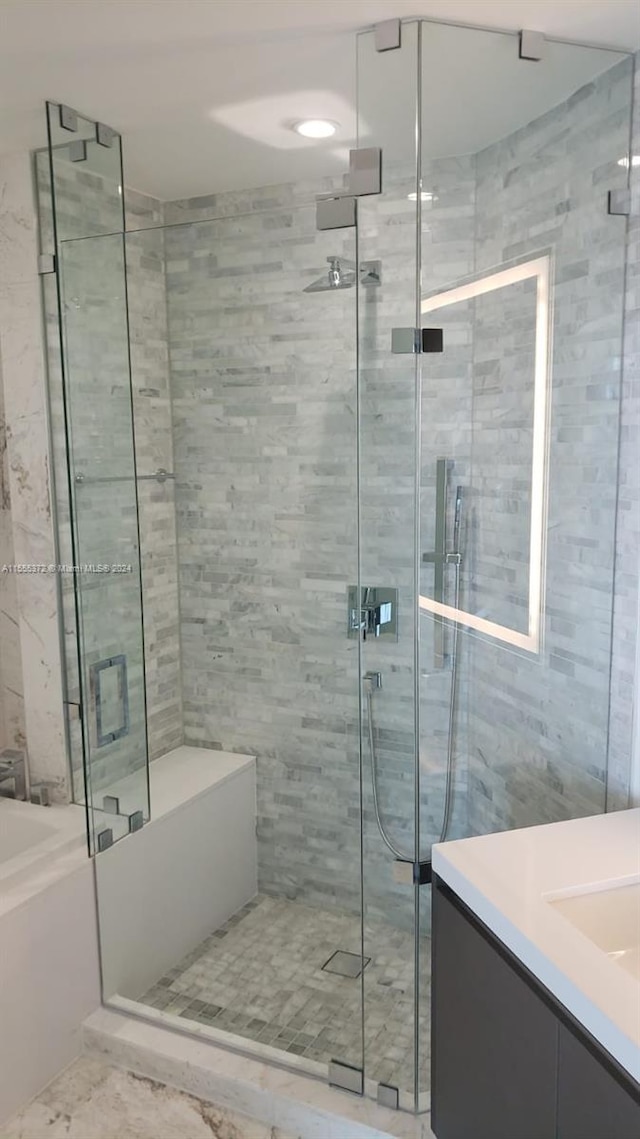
[347,586,398,641]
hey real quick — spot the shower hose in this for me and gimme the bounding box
[366,558,461,861]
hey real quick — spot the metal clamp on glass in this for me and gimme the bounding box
[393,859,433,886]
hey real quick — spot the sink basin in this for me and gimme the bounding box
[549,880,640,981]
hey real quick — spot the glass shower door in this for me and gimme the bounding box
[356,21,425,1111]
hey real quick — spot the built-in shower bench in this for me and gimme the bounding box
[95,745,257,1002]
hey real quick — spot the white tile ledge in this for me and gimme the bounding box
[83,1008,434,1139]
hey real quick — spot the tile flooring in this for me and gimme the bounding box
[1,1057,296,1139]
[141,894,430,1094]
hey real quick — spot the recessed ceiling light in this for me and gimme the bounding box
[408,191,437,202]
[293,119,338,139]
[618,155,640,168]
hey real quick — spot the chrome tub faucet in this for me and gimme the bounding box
[0,749,27,801]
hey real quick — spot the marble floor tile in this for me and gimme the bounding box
[1,1057,298,1139]
[140,894,431,1094]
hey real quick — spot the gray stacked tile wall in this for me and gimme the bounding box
[164,179,364,915]
[126,218,183,762]
[608,55,640,809]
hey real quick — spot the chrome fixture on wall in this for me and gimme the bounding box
[0,749,27,801]
[348,585,397,640]
[304,257,381,293]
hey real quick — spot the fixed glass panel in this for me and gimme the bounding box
[419,16,633,1100]
[357,20,422,1111]
[44,101,149,850]
[56,232,149,850]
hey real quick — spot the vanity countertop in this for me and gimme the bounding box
[432,809,640,1083]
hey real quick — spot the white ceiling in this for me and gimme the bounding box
[0,0,637,200]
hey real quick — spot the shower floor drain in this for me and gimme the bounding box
[321,950,371,979]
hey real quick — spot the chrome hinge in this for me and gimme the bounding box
[128,810,144,833]
[315,147,382,229]
[375,18,401,52]
[608,189,631,216]
[519,30,544,61]
[348,147,382,197]
[393,859,432,885]
[59,104,78,132]
[391,327,444,354]
[68,139,87,163]
[328,1060,364,1096]
[316,195,357,231]
[96,827,114,852]
[377,1083,400,1110]
[96,122,116,148]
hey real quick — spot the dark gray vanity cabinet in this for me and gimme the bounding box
[556,1024,640,1138]
[431,876,640,1139]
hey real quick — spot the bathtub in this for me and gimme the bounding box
[0,797,86,897]
[0,798,100,1125]
[0,746,257,1125]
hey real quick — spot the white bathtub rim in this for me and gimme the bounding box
[0,799,86,915]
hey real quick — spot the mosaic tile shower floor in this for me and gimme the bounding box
[141,894,430,1094]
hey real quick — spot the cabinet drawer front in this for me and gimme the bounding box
[432,883,558,1139]
[557,1026,640,1139]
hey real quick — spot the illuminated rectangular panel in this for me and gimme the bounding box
[419,254,552,654]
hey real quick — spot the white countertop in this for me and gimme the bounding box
[432,809,640,1084]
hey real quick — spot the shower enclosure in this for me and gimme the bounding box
[37,17,634,1115]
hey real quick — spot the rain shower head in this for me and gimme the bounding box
[304,257,381,294]
[304,257,355,293]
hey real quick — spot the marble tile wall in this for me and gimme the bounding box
[164,179,364,917]
[608,56,640,809]
[125,217,183,763]
[0,346,26,753]
[0,151,68,799]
